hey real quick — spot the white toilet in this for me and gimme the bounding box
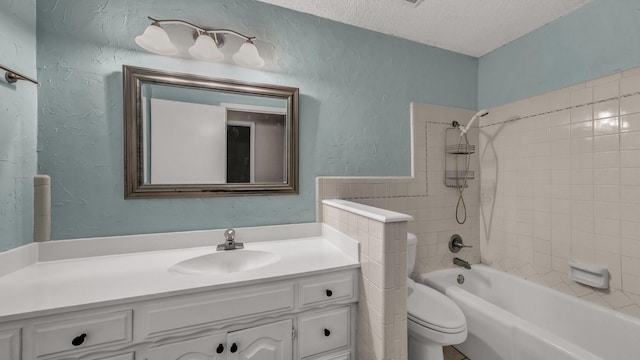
[406,233,467,360]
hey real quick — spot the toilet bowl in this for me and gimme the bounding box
[406,233,467,360]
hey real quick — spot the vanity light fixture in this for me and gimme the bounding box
[135,17,264,68]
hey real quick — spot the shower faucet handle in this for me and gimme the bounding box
[449,234,472,253]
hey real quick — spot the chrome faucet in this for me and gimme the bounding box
[453,257,471,270]
[217,228,244,251]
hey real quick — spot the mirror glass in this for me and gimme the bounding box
[123,66,298,198]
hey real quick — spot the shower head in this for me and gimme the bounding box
[459,109,489,136]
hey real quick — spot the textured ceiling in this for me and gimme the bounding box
[255,0,590,57]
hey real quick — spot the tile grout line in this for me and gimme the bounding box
[481,90,640,128]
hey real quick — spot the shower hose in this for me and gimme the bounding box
[455,132,471,224]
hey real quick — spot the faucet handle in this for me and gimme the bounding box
[449,234,472,253]
[224,228,235,241]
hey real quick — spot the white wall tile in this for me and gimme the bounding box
[621,75,640,96]
[595,185,620,202]
[621,95,640,116]
[481,66,640,320]
[620,186,640,204]
[571,137,594,154]
[620,203,640,221]
[621,131,640,150]
[571,87,593,107]
[621,150,640,168]
[594,168,619,185]
[572,120,594,137]
[592,81,620,101]
[594,134,619,152]
[594,117,619,135]
[593,151,618,168]
[621,168,640,186]
[594,201,621,219]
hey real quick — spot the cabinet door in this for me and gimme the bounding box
[227,319,292,360]
[147,333,227,360]
[0,328,20,360]
[93,353,135,360]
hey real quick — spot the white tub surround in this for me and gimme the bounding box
[420,264,640,360]
[323,199,411,360]
[0,223,359,360]
[479,66,640,317]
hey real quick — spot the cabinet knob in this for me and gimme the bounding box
[324,328,331,337]
[71,333,87,346]
[230,342,238,353]
[216,344,224,354]
[326,289,333,297]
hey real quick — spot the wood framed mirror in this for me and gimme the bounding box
[123,65,298,198]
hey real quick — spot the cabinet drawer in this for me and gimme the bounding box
[298,272,355,308]
[0,328,20,360]
[34,311,132,357]
[143,282,294,336]
[298,307,350,358]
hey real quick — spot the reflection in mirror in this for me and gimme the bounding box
[124,65,298,198]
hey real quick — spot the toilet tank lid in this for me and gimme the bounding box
[407,233,417,246]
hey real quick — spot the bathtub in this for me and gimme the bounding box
[419,264,640,360]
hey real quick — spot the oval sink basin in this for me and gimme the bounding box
[169,250,280,275]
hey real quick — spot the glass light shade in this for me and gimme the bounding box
[232,41,264,68]
[135,24,177,55]
[188,34,224,62]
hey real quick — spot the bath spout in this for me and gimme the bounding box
[453,257,471,270]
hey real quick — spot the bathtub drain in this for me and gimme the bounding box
[457,274,465,284]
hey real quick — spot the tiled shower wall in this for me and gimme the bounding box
[317,103,480,276]
[479,66,640,317]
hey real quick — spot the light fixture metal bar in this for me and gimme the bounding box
[0,64,38,85]
[203,29,254,41]
[148,16,255,41]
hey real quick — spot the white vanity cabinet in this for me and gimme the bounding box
[5,269,357,360]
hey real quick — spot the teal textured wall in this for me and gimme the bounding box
[479,0,640,108]
[36,0,478,240]
[0,0,37,251]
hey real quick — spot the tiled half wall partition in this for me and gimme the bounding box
[479,66,640,317]
[323,200,409,360]
[317,103,481,276]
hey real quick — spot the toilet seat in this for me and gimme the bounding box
[407,279,466,334]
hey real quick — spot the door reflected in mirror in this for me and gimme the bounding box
[226,111,286,184]
[124,66,298,198]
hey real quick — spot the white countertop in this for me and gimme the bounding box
[0,224,359,322]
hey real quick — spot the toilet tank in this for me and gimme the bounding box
[407,233,417,276]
